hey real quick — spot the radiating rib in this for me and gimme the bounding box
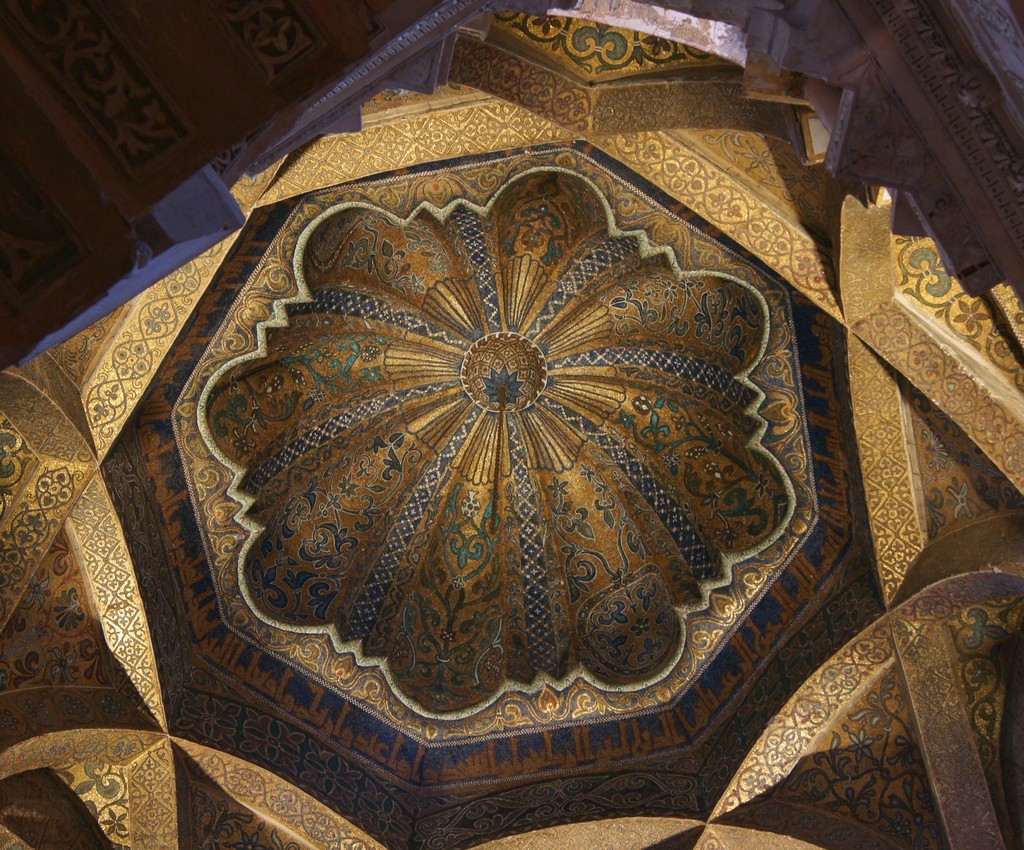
[538,395,718,580]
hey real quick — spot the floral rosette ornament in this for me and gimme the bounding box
[203,168,794,713]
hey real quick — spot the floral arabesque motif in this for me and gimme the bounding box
[203,168,796,713]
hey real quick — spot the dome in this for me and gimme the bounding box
[193,151,811,718]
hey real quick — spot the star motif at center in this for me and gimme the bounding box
[482,366,525,406]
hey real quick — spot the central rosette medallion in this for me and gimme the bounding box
[198,163,807,717]
[461,332,547,411]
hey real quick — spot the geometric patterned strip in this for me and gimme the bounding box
[127,738,177,850]
[448,206,502,335]
[892,604,1008,850]
[246,380,461,491]
[847,335,924,605]
[0,729,163,779]
[258,100,574,206]
[507,417,559,675]
[66,473,166,729]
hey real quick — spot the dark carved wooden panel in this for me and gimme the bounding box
[0,0,190,175]
[0,769,114,850]
[0,0,388,364]
[0,0,376,218]
[0,147,81,299]
[220,0,321,82]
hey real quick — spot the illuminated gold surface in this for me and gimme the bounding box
[676,130,833,238]
[0,373,94,631]
[714,619,895,816]
[895,237,1024,393]
[66,474,166,729]
[697,825,830,850]
[126,738,177,850]
[489,13,720,82]
[0,729,163,779]
[178,740,386,849]
[596,131,840,319]
[57,759,133,849]
[361,83,488,118]
[84,235,236,457]
[837,196,892,324]
[474,817,704,849]
[854,306,1024,493]
[259,99,574,205]
[946,594,1024,841]
[0,731,174,849]
[848,335,924,603]
[893,583,1011,850]
[0,412,37,526]
[50,304,130,389]
[0,824,26,850]
[1,15,1023,849]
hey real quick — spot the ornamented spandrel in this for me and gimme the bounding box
[178,747,318,850]
[894,587,1008,850]
[714,619,895,817]
[84,235,235,457]
[903,378,1024,541]
[894,237,1024,395]
[0,768,115,850]
[773,661,946,850]
[55,760,131,850]
[0,372,92,464]
[490,13,717,81]
[947,597,1024,844]
[0,414,36,526]
[0,531,114,695]
[0,460,90,630]
[596,132,840,320]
